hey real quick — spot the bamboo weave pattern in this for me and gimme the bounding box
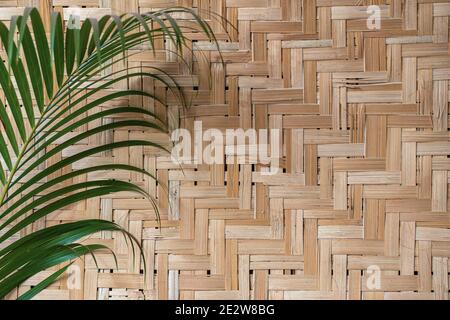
[1,0,450,300]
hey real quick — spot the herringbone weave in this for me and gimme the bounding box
[1,0,450,300]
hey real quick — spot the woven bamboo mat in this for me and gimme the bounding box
[1,0,450,300]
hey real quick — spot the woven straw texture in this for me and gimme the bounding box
[1,0,450,300]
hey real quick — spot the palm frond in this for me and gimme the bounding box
[0,6,218,299]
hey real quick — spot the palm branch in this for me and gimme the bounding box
[0,7,216,300]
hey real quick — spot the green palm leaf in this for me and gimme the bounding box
[0,6,218,300]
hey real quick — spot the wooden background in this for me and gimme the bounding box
[1,0,450,300]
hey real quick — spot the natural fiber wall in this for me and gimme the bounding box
[1,0,450,300]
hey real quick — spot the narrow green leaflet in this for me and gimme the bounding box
[65,15,77,76]
[51,12,64,87]
[0,132,13,170]
[0,57,26,141]
[0,97,20,154]
[17,264,72,300]
[29,8,53,97]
